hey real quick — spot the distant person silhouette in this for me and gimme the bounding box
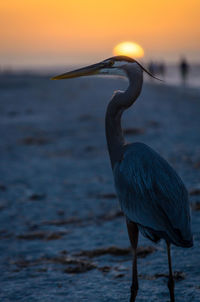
[148,61,166,80]
[148,61,156,81]
[157,62,166,78]
[179,57,189,85]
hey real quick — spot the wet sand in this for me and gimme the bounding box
[0,74,200,301]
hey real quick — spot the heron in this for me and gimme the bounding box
[52,56,193,302]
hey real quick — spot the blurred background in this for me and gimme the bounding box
[0,0,200,87]
[0,1,200,302]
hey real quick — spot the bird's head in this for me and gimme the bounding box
[51,56,160,81]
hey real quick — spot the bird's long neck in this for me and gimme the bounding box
[105,70,143,168]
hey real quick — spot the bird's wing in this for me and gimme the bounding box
[113,143,192,246]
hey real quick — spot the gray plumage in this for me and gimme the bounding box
[114,142,192,247]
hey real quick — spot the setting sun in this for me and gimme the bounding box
[113,42,144,59]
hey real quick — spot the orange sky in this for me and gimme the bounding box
[0,0,200,68]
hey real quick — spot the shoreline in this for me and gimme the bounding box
[0,73,199,301]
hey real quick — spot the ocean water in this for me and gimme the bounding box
[145,64,200,90]
[1,63,200,90]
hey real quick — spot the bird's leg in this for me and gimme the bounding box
[126,220,139,302]
[166,241,175,302]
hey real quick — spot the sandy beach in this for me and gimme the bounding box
[0,74,200,301]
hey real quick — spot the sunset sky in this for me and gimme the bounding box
[0,0,200,69]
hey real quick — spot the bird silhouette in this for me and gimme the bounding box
[52,56,193,302]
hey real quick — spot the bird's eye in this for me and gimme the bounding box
[108,60,114,67]
[103,60,114,68]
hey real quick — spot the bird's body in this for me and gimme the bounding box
[113,142,192,247]
[52,55,193,302]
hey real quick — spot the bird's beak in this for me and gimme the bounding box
[51,62,108,80]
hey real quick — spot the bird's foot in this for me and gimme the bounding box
[168,279,175,302]
[130,285,138,302]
